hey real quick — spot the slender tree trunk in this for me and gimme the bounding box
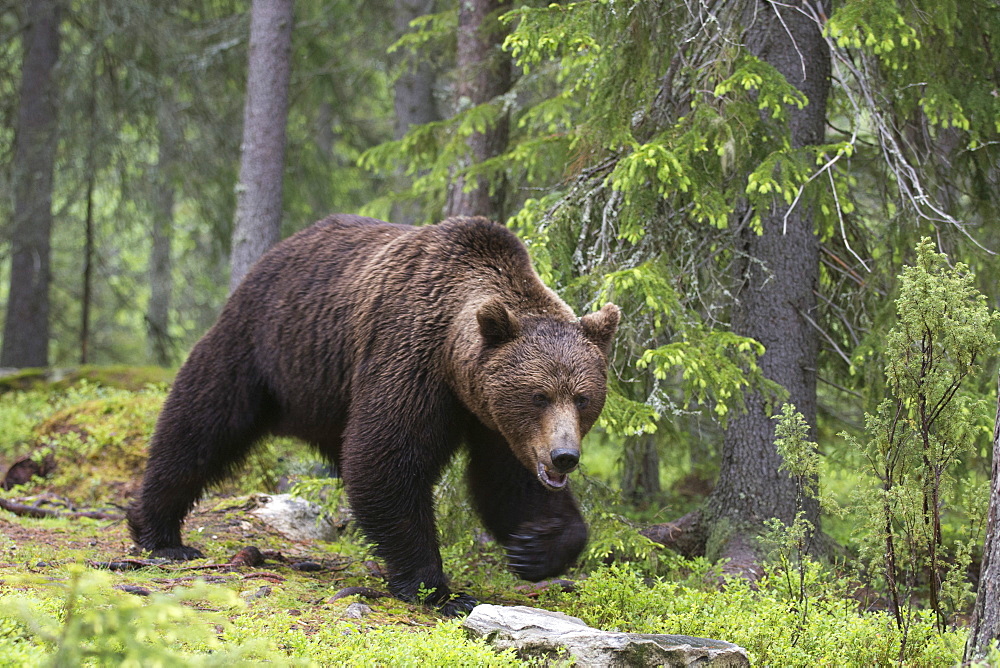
[391,0,440,225]
[229,0,294,293]
[965,371,1000,662]
[148,100,178,365]
[81,163,94,365]
[80,62,99,365]
[1,0,61,368]
[621,432,662,507]
[392,0,438,139]
[705,0,830,567]
[443,0,510,221]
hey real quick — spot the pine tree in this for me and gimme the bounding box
[2,0,61,367]
[230,0,294,293]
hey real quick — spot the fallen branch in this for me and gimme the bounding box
[0,497,120,521]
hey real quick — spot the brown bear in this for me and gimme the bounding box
[128,214,619,615]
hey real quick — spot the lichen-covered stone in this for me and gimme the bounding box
[463,604,749,667]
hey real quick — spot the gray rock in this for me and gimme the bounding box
[250,493,340,542]
[344,602,372,619]
[462,604,749,667]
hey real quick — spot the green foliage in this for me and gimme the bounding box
[843,239,997,630]
[637,328,767,423]
[570,563,965,667]
[292,619,526,667]
[0,390,50,459]
[1,567,267,666]
[713,54,808,121]
[773,403,821,501]
[761,404,835,631]
[0,369,988,666]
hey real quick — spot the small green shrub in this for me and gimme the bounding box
[844,239,997,630]
[569,563,965,666]
[289,618,528,667]
[0,567,272,666]
[0,390,51,460]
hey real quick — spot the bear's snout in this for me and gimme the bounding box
[550,447,580,474]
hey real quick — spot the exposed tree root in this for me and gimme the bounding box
[642,510,765,584]
[640,510,707,559]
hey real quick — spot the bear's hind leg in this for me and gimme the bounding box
[129,366,274,559]
[467,427,587,582]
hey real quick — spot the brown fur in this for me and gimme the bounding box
[128,215,618,615]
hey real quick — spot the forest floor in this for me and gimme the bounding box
[0,378,975,666]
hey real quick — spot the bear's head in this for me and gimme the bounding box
[476,300,620,490]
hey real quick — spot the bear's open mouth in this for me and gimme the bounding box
[536,462,568,490]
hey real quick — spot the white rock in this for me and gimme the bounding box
[250,493,339,542]
[463,604,749,667]
[344,602,372,619]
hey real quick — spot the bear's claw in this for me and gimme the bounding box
[438,592,478,617]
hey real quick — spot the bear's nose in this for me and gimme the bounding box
[550,448,580,474]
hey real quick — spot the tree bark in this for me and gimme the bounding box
[621,432,662,507]
[1,0,61,368]
[148,100,179,365]
[965,371,1000,662]
[442,0,510,221]
[393,0,439,141]
[229,0,294,293]
[391,0,440,225]
[705,0,830,566]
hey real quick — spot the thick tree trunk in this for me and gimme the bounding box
[705,0,830,568]
[148,100,178,365]
[391,0,439,225]
[443,0,510,221]
[1,0,61,368]
[965,372,1000,662]
[229,0,294,293]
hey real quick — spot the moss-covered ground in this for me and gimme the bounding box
[0,374,981,666]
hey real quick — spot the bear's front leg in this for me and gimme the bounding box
[340,400,476,616]
[466,426,588,582]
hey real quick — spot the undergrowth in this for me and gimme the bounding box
[0,378,981,666]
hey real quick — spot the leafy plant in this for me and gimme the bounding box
[843,238,998,632]
[2,567,269,666]
[570,563,965,666]
[761,403,822,631]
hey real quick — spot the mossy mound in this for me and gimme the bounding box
[0,365,174,395]
[9,387,166,505]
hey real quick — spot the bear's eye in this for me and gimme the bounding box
[574,395,590,410]
[532,393,550,408]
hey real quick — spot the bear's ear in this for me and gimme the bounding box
[581,303,620,358]
[477,299,521,347]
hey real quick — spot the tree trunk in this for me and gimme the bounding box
[705,0,830,568]
[621,432,662,508]
[1,0,61,368]
[965,371,1000,662]
[393,0,439,141]
[148,100,178,366]
[391,0,440,225]
[80,61,98,366]
[442,0,510,221]
[229,0,294,293]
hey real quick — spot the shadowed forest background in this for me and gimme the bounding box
[3,0,1000,664]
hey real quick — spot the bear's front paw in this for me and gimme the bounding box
[149,545,205,561]
[506,517,587,582]
[438,592,478,617]
[506,531,555,582]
